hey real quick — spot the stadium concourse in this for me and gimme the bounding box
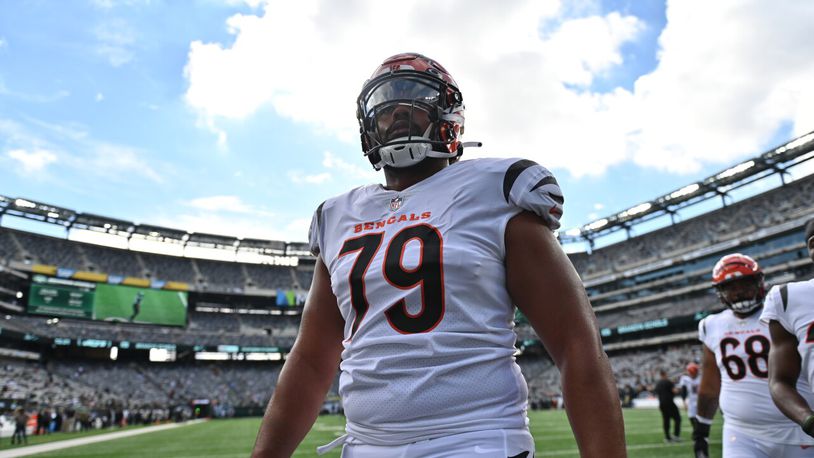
[1,135,814,447]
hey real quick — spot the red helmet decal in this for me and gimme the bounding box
[711,253,762,286]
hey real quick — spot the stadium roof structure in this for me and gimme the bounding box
[3,131,812,257]
[0,195,308,259]
[559,130,814,246]
[72,213,135,235]
[0,196,76,227]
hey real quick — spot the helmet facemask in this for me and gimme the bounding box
[357,70,464,170]
[715,275,766,315]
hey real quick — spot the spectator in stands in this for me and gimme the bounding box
[12,407,29,445]
[762,218,814,438]
[654,370,681,443]
[252,53,625,458]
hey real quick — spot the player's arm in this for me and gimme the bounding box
[506,211,626,458]
[252,258,344,458]
[768,320,814,430]
[696,345,720,419]
[693,345,719,457]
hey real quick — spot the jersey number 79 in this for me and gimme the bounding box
[339,223,445,337]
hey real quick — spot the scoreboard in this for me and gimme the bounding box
[28,283,95,318]
[27,276,188,326]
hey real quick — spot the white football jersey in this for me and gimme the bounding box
[308,157,564,445]
[677,374,700,418]
[761,279,814,392]
[699,309,814,444]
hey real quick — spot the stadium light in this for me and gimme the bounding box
[716,160,755,180]
[110,346,119,361]
[47,211,60,218]
[619,203,652,219]
[772,132,814,156]
[668,183,700,200]
[14,199,36,209]
[585,218,609,231]
[195,351,230,360]
[16,291,23,299]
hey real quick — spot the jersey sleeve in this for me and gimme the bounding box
[760,285,793,333]
[502,159,564,230]
[698,317,714,351]
[307,201,326,257]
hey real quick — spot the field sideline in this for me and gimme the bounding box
[2,409,723,457]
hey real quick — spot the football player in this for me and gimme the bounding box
[678,362,700,438]
[251,53,626,457]
[129,291,144,322]
[761,219,814,438]
[694,253,814,458]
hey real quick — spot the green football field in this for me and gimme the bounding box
[3,409,724,457]
[93,284,187,326]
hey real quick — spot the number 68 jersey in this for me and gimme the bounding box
[699,309,814,444]
[308,157,564,446]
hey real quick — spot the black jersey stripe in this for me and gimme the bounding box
[503,159,538,203]
[530,175,558,191]
[530,176,564,204]
[316,201,325,229]
[780,284,789,311]
[310,201,326,256]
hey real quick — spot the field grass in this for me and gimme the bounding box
[2,409,724,457]
[0,425,148,450]
[93,284,187,326]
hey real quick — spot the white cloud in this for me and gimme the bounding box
[94,18,136,67]
[223,0,265,8]
[183,0,814,178]
[540,12,643,86]
[287,150,377,185]
[86,143,164,183]
[90,0,151,9]
[0,116,166,184]
[593,203,604,210]
[624,1,814,174]
[288,170,331,185]
[95,93,104,102]
[0,80,70,103]
[185,195,257,213]
[6,149,58,173]
[152,211,308,243]
[321,151,379,180]
[0,37,7,49]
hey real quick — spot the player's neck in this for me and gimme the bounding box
[383,158,449,192]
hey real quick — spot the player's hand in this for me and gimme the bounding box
[692,422,710,458]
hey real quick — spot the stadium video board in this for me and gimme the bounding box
[28,276,188,326]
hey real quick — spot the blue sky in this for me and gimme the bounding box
[1,0,813,249]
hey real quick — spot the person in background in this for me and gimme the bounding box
[654,369,681,443]
[11,407,29,445]
[678,362,701,439]
[695,253,814,458]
